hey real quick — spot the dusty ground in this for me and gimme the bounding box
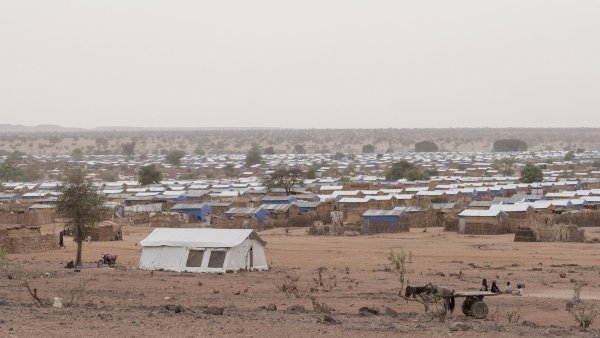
[2,226,600,337]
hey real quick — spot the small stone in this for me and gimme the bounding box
[285,305,307,314]
[318,315,340,325]
[384,307,398,318]
[358,306,379,316]
[559,273,567,278]
[266,304,277,311]
[435,271,445,276]
[521,320,538,328]
[449,322,473,331]
[204,306,224,316]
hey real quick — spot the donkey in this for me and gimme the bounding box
[426,284,456,314]
[403,285,430,299]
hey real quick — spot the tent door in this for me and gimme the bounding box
[247,247,254,270]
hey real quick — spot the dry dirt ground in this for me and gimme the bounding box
[2,226,600,337]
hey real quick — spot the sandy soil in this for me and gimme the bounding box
[2,226,600,337]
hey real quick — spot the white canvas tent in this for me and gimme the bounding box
[139,228,268,273]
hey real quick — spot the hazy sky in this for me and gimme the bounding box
[1,1,599,128]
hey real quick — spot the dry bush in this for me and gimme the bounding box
[566,286,598,329]
[310,267,337,293]
[310,296,334,314]
[62,279,91,307]
[276,274,309,298]
[507,310,521,324]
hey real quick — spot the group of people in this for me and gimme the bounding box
[481,279,523,296]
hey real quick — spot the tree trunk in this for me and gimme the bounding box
[75,233,83,267]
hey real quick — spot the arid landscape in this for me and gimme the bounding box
[2,225,600,337]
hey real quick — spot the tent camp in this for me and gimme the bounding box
[139,228,268,273]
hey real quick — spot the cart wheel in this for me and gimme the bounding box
[97,260,104,268]
[461,300,472,316]
[470,301,489,319]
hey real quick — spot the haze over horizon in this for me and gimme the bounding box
[2,1,599,129]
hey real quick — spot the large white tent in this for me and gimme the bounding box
[139,228,268,273]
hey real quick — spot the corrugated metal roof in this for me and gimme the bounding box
[363,209,404,217]
[459,209,504,217]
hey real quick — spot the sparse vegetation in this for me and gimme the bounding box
[139,165,162,185]
[520,163,543,183]
[56,169,106,266]
[245,145,263,166]
[493,139,528,152]
[414,140,438,152]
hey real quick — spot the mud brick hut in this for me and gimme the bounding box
[489,204,536,232]
[458,209,510,235]
[362,209,409,234]
[90,222,123,241]
[0,224,59,254]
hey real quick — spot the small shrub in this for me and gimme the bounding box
[507,310,521,324]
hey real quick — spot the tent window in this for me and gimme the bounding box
[208,251,226,268]
[186,250,205,267]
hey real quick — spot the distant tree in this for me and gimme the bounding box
[414,140,439,152]
[305,164,320,179]
[564,151,575,161]
[404,168,430,181]
[493,158,516,176]
[376,153,383,159]
[121,141,136,157]
[100,170,118,182]
[520,163,543,183]
[385,160,430,181]
[0,160,25,182]
[493,139,528,152]
[24,162,42,181]
[576,148,585,153]
[71,148,84,160]
[332,152,345,160]
[194,145,205,155]
[223,163,235,177]
[166,150,186,165]
[263,146,276,155]
[264,168,304,195]
[139,165,162,185]
[245,146,263,166]
[95,137,109,148]
[294,144,306,154]
[362,144,375,153]
[55,169,106,267]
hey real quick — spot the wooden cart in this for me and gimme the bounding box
[452,291,498,319]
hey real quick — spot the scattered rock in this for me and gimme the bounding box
[559,273,567,278]
[204,306,224,316]
[358,306,379,316]
[511,263,519,267]
[285,305,307,314]
[257,304,277,311]
[97,312,113,321]
[449,322,473,331]
[52,297,63,308]
[521,320,538,328]
[317,315,341,325]
[531,267,543,271]
[384,307,398,318]
[434,271,445,277]
[164,304,184,314]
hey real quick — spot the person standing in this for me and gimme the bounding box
[480,278,488,291]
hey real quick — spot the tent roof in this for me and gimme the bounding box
[140,228,265,248]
